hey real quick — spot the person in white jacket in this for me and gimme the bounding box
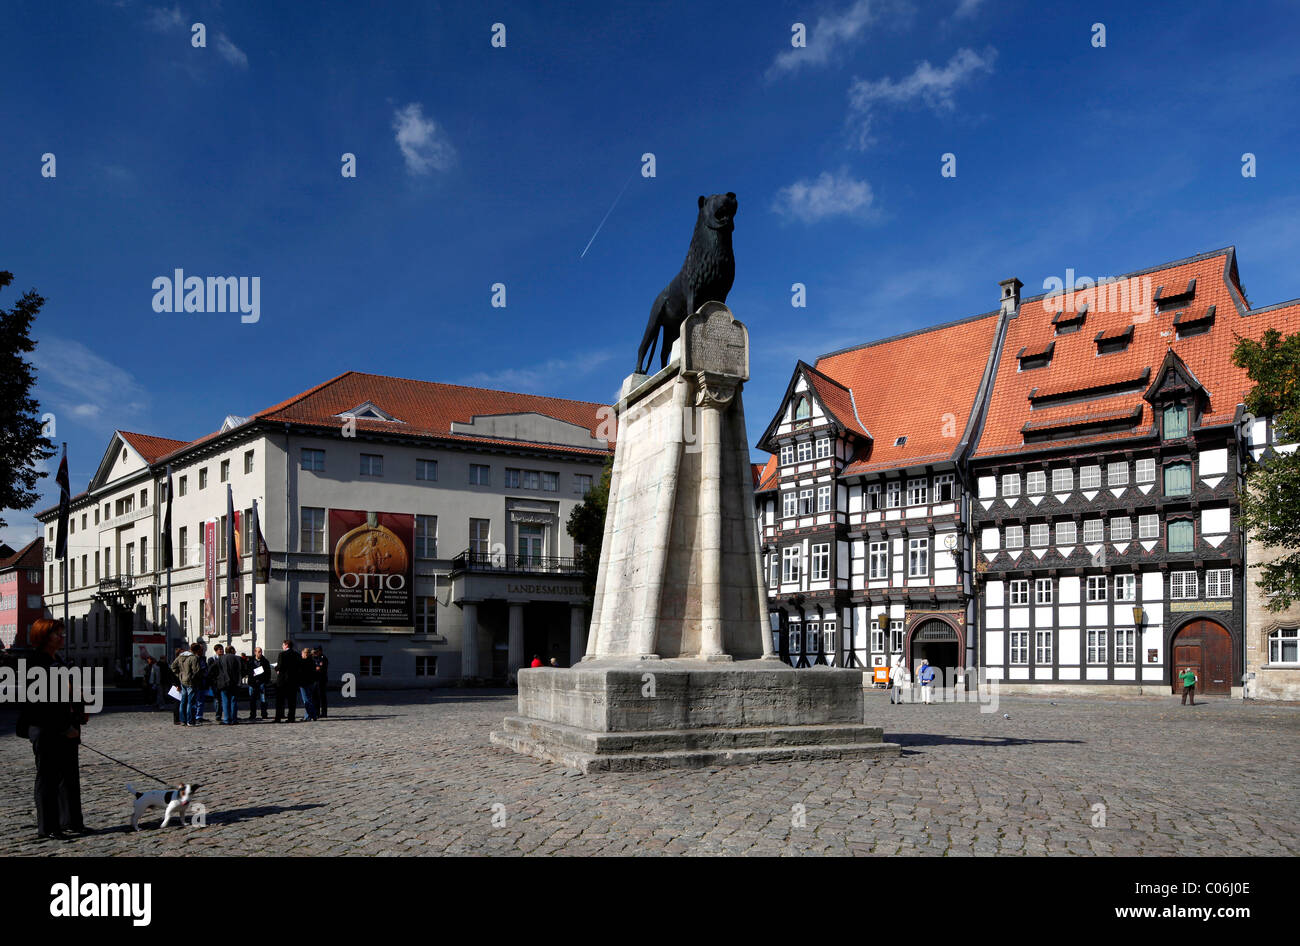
[890,654,908,704]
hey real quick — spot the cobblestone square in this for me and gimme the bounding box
[2,690,1297,856]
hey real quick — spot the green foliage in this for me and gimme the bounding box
[1233,328,1300,610]
[0,271,56,529]
[566,457,613,599]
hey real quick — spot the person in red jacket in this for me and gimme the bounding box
[529,655,543,668]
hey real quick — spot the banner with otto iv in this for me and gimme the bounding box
[327,510,414,628]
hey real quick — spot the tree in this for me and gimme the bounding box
[567,457,613,599]
[1233,328,1300,610]
[0,271,55,529]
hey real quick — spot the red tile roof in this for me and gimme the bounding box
[119,431,190,464]
[755,455,779,492]
[0,537,43,571]
[973,249,1300,458]
[814,314,1002,474]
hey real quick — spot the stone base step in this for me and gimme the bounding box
[490,717,900,773]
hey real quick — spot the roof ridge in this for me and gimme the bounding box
[1016,246,1237,306]
[816,309,1000,362]
[253,370,357,419]
[346,370,612,411]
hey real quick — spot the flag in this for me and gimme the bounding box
[252,499,269,584]
[226,485,241,637]
[161,466,174,570]
[54,444,70,560]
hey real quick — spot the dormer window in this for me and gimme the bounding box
[794,396,811,428]
[336,401,403,424]
[1173,305,1216,340]
[894,436,907,447]
[1017,341,1055,371]
[1052,307,1087,335]
[1153,277,1196,311]
[1163,403,1189,439]
[1095,325,1134,356]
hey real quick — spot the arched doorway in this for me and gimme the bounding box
[910,619,959,683]
[1171,619,1232,696]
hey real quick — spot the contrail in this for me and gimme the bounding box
[580,172,636,259]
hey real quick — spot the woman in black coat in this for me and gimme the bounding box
[18,619,88,841]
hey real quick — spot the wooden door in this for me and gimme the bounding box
[1171,621,1232,696]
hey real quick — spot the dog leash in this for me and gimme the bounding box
[80,742,171,786]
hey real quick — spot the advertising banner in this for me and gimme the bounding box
[228,508,242,638]
[204,519,217,636]
[327,509,414,628]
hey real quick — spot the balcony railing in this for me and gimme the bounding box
[98,575,135,592]
[449,549,583,577]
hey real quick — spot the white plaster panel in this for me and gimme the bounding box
[986,580,1004,607]
[1087,605,1109,627]
[1086,667,1108,680]
[1058,605,1079,627]
[981,527,1000,550]
[1200,448,1227,476]
[1009,608,1030,629]
[1114,667,1136,681]
[1035,607,1053,627]
[985,631,1004,664]
[1059,629,1080,665]
[1008,667,1030,680]
[1142,571,1164,601]
[978,475,996,499]
[1142,667,1163,680]
[935,568,957,585]
[1059,577,1080,604]
[1201,506,1230,535]
[1058,666,1080,680]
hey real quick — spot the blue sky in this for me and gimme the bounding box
[4,0,1300,547]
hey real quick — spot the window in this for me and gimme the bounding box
[1114,574,1136,602]
[575,474,593,495]
[1082,519,1104,544]
[217,516,227,559]
[1269,628,1299,664]
[796,441,813,462]
[1163,403,1188,439]
[517,524,544,565]
[1167,519,1194,552]
[1206,569,1232,598]
[301,508,325,553]
[300,593,325,633]
[822,621,837,657]
[811,544,830,581]
[523,470,541,490]
[869,542,888,580]
[1170,571,1197,600]
[359,656,382,677]
[199,468,208,490]
[301,448,325,472]
[886,482,901,508]
[180,602,188,635]
[542,471,559,492]
[1164,462,1191,497]
[140,537,148,571]
[417,596,438,635]
[416,656,438,676]
[126,543,136,576]
[1055,521,1077,546]
[816,485,832,512]
[1005,525,1024,549]
[1035,578,1053,604]
[779,445,794,466]
[241,450,253,475]
[469,464,490,485]
[220,459,230,482]
[415,515,437,559]
[1025,470,1045,495]
[782,547,800,583]
[1138,514,1159,539]
[799,488,814,515]
[360,453,384,477]
[1115,628,1136,664]
[178,475,188,497]
[1135,458,1155,484]
[179,527,189,567]
[782,492,797,518]
[81,556,87,587]
[1086,576,1108,602]
[1107,461,1128,487]
[907,478,928,506]
[141,488,149,507]
[870,627,885,652]
[1051,468,1073,493]
[769,554,779,587]
[1079,465,1101,489]
[890,622,904,653]
[417,459,438,481]
[1110,517,1132,542]
[805,622,820,654]
[815,438,831,459]
[866,484,880,511]
[788,625,802,653]
[504,468,520,488]
[1009,580,1029,605]
[1010,631,1029,665]
[1002,474,1020,497]
[1087,629,1108,664]
[908,538,928,577]
[1034,628,1055,665]
[470,519,491,557]
[95,507,100,524]
[933,473,955,502]
[1029,523,1049,547]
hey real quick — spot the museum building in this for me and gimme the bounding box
[34,371,612,686]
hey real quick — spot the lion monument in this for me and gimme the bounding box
[636,192,737,373]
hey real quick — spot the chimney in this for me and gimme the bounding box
[999,277,1023,316]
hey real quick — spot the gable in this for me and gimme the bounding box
[448,412,607,450]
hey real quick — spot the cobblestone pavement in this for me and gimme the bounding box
[2,689,1297,856]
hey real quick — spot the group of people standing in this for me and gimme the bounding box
[148,640,329,725]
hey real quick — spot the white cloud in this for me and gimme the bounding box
[772,169,875,224]
[458,351,614,394]
[146,5,185,31]
[847,46,997,147]
[30,337,149,424]
[768,0,911,78]
[953,0,985,19]
[215,34,248,68]
[392,103,456,176]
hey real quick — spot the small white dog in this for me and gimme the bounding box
[128,783,199,831]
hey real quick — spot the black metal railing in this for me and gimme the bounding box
[98,575,135,592]
[449,549,583,576]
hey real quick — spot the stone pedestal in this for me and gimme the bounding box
[491,303,898,771]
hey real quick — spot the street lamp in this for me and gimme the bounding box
[877,612,888,631]
[1132,605,1144,628]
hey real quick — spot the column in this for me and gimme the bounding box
[461,602,479,679]
[569,604,587,666]
[696,374,735,660]
[508,602,524,676]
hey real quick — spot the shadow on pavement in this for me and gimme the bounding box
[206,802,327,826]
[891,733,1086,750]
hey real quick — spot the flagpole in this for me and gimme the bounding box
[251,499,259,655]
[165,464,173,654]
[226,484,234,650]
[59,443,69,659]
